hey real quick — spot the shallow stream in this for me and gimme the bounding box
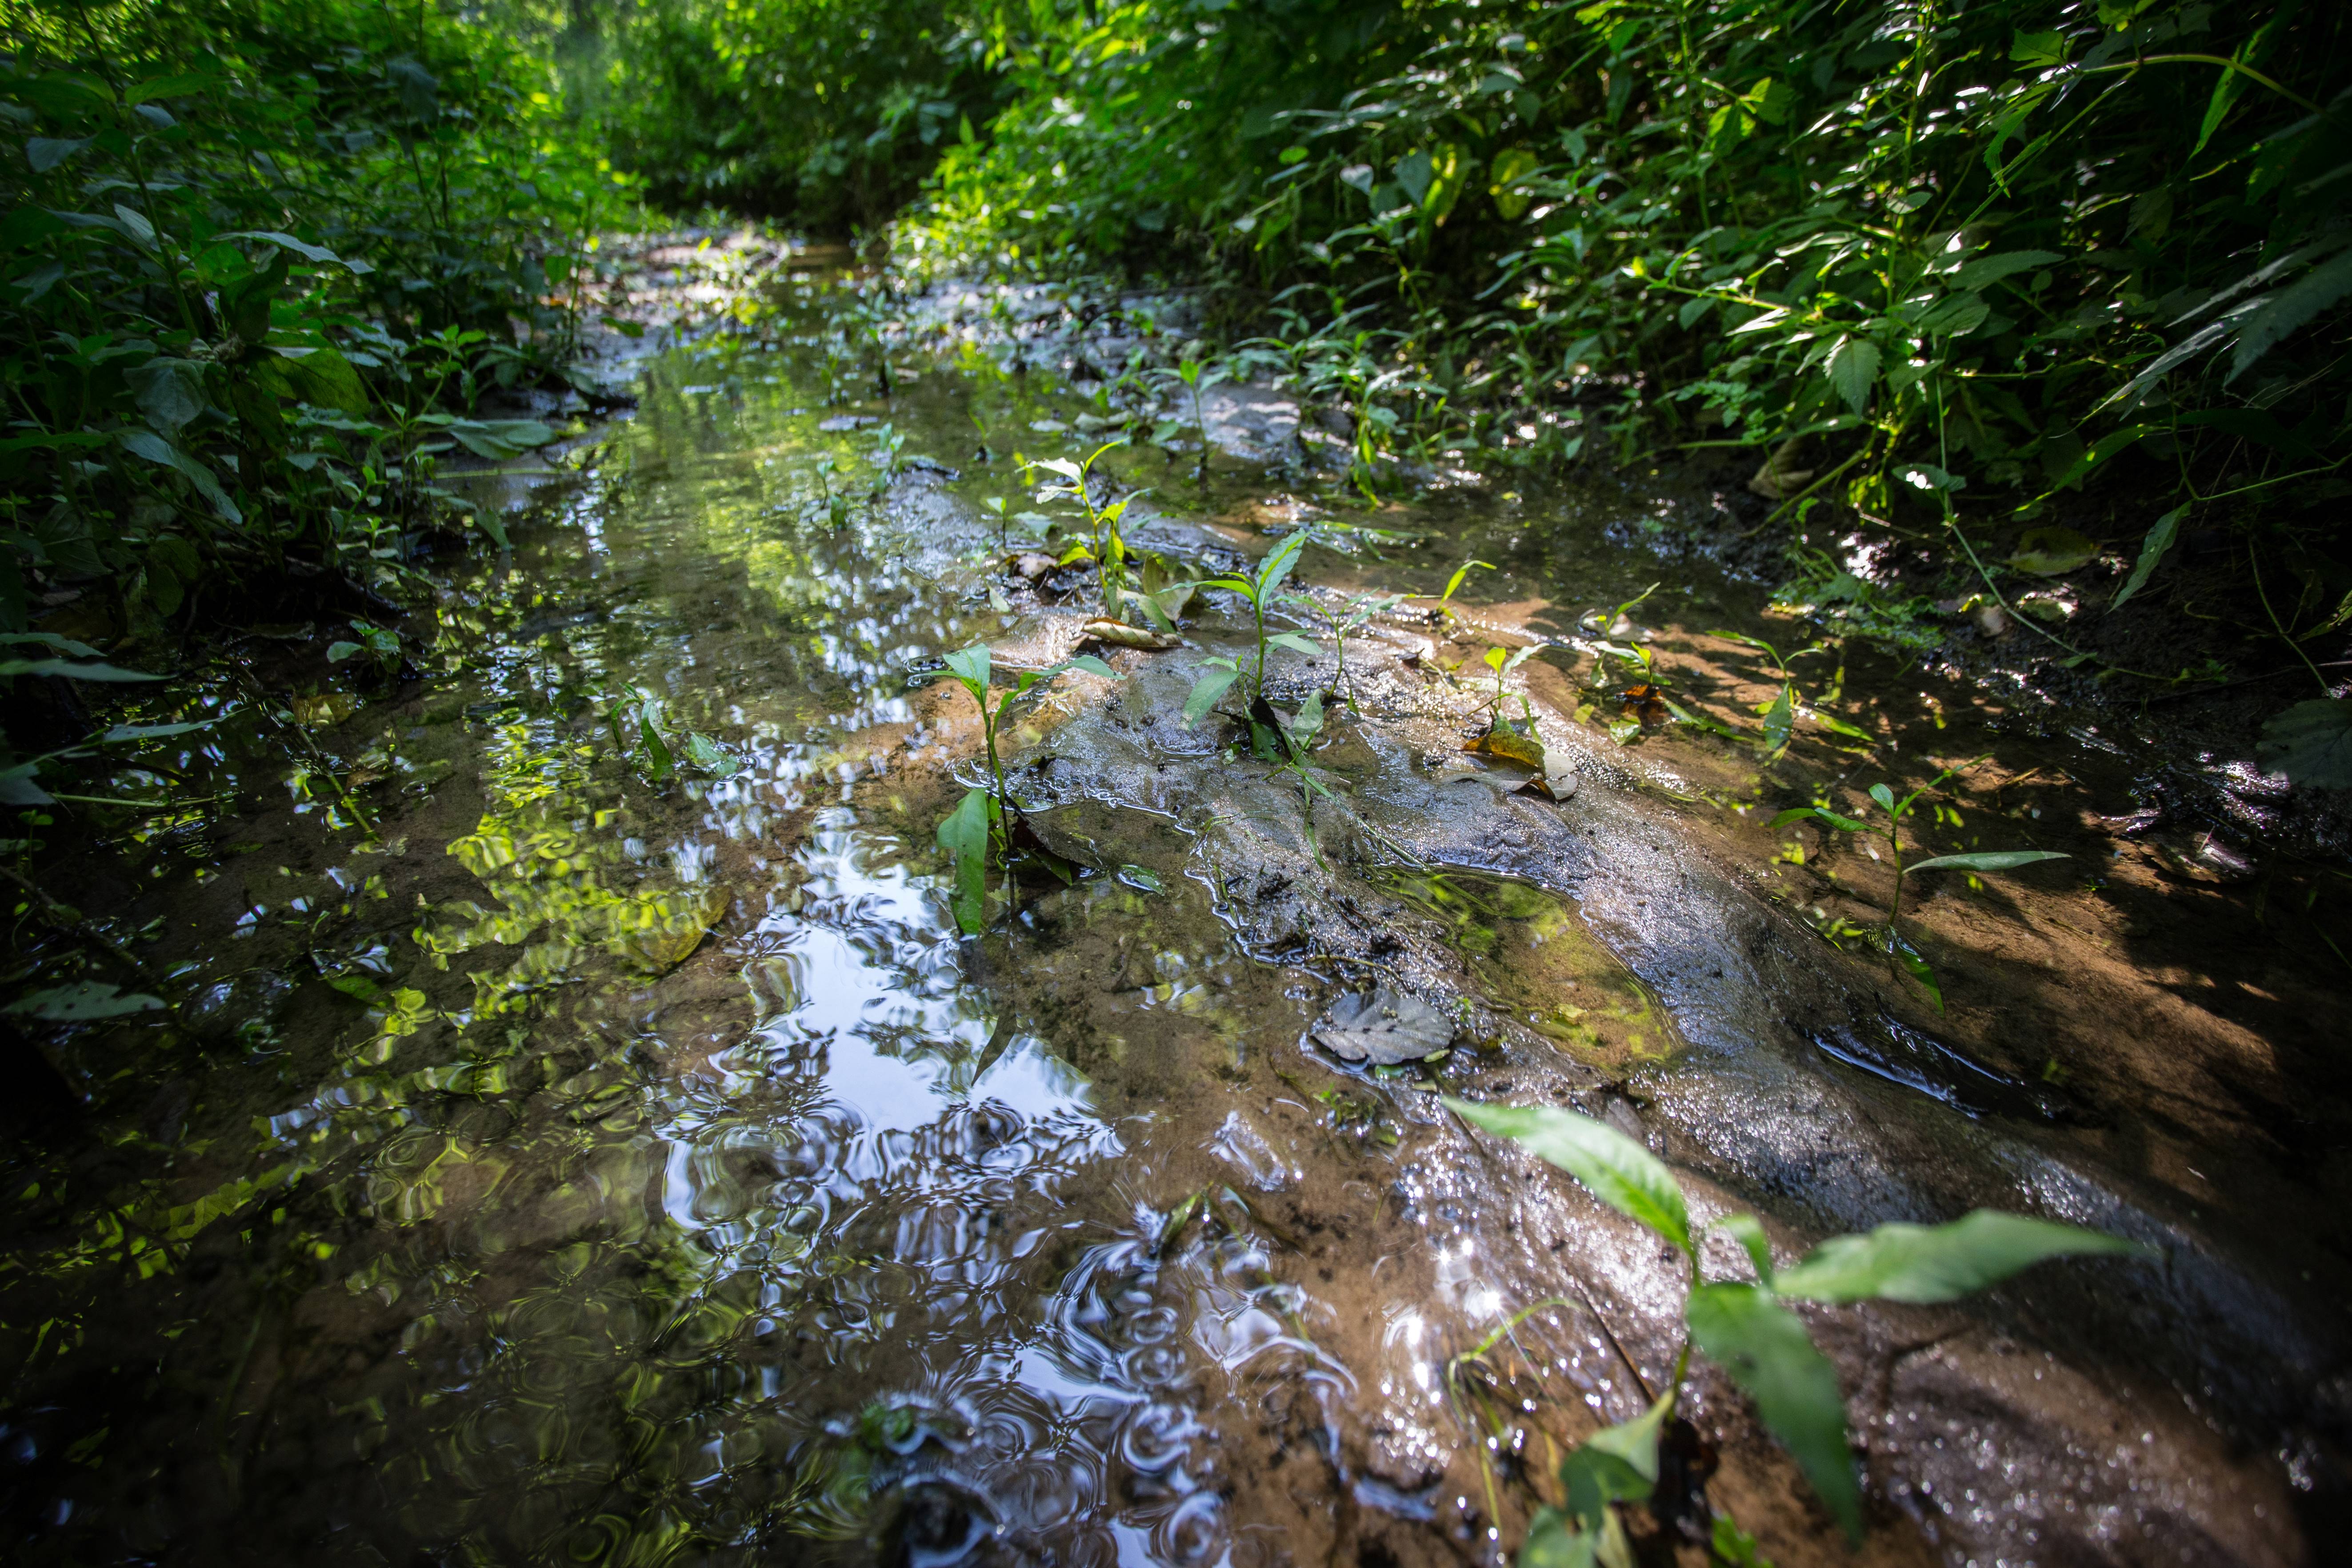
[3,271,2345,1567]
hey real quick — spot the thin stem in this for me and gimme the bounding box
[2248,543,2333,697]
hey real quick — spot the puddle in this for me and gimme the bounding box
[0,274,2340,1568]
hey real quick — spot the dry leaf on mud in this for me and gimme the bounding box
[1313,985,1455,1065]
[1080,618,1181,650]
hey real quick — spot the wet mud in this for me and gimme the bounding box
[1,266,2344,1568]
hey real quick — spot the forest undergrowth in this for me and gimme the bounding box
[604,0,2352,785]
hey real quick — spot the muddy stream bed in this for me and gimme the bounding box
[4,269,2347,1568]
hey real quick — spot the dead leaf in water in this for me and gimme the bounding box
[290,692,360,728]
[1313,985,1455,1065]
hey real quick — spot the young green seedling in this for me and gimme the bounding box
[869,422,907,494]
[1183,530,1321,727]
[1023,440,1143,612]
[1170,352,1226,481]
[1435,558,1495,630]
[934,644,1119,934]
[1443,1099,2146,1560]
[1772,757,2067,1008]
[1286,589,1408,712]
[1707,628,1868,758]
[327,622,402,681]
[1483,643,1538,714]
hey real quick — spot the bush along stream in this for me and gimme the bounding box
[5,3,2352,1567]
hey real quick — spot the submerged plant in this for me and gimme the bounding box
[1773,759,2066,1008]
[592,686,738,788]
[1183,530,1320,727]
[1444,1099,2144,1562]
[934,644,1118,934]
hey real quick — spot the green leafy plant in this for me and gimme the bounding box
[1434,559,1495,630]
[1166,351,1226,480]
[1183,531,1321,727]
[327,623,403,681]
[934,644,1119,934]
[1022,441,1144,612]
[1772,759,2067,1008]
[1443,1099,2144,1559]
[1703,631,1870,758]
[1289,589,1408,712]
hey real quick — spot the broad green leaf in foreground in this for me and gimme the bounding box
[2256,698,2352,791]
[935,785,995,935]
[1443,1099,1692,1256]
[1685,1283,1862,1541]
[1903,850,2069,876]
[1769,1209,2148,1304]
[1560,1387,1672,1528]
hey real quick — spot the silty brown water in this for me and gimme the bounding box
[1,273,2342,1567]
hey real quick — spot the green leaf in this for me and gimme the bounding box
[1490,148,1541,220]
[638,715,674,781]
[1182,664,1240,728]
[1266,632,1322,656]
[2048,426,2152,492]
[1442,1099,1692,1256]
[1685,1284,1862,1541]
[2230,249,2352,382]
[936,785,995,935]
[1771,805,1865,832]
[326,640,362,663]
[1560,1388,1671,1528]
[116,429,241,524]
[1886,931,1942,1012]
[2256,698,2352,790]
[1948,250,2064,291]
[1258,530,1312,600]
[1867,782,1896,814]
[684,732,739,777]
[5,981,164,1021]
[0,658,162,682]
[1064,653,1118,680]
[1518,1509,1600,1568]
[214,230,374,275]
[1757,682,1796,758]
[1715,1212,1776,1286]
[942,644,992,702]
[2109,505,2184,610]
[1904,850,2069,875]
[2007,526,2100,576]
[2009,30,2067,68]
[1826,337,1880,416]
[1772,1210,2148,1304]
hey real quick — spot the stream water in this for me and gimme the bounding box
[3,273,2344,1567]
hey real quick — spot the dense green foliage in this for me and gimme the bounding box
[890,0,2351,562]
[593,0,993,228]
[0,0,619,685]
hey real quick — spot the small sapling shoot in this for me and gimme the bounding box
[1184,530,1320,728]
[935,643,1119,934]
